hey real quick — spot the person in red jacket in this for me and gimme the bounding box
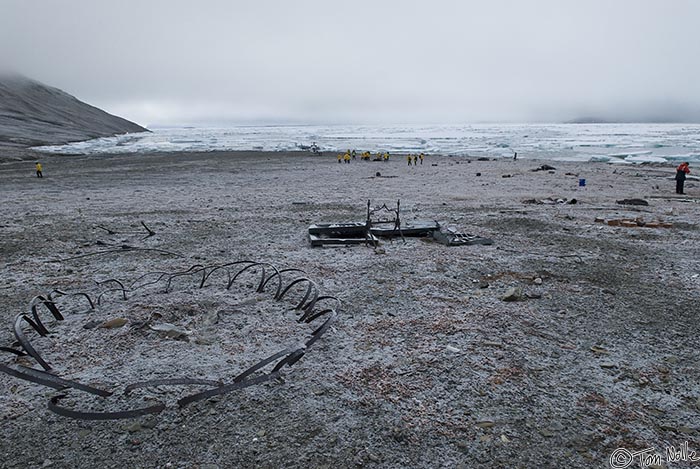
[676,162,690,194]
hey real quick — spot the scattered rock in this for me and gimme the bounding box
[616,198,649,206]
[476,419,495,428]
[523,197,571,205]
[532,165,556,172]
[99,318,128,329]
[83,319,102,330]
[501,287,523,302]
[124,422,143,433]
[149,323,191,339]
[446,345,461,353]
[200,310,220,327]
[533,277,543,285]
[194,335,216,345]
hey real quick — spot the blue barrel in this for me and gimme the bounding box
[578,178,586,187]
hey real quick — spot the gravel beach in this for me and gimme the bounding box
[1,149,698,468]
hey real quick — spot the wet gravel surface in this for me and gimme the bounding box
[1,150,699,468]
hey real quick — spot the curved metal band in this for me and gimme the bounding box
[124,378,222,395]
[48,395,165,420]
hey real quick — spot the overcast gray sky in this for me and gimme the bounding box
[1,0,698,126]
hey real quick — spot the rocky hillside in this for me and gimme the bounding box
[0,74,148,148]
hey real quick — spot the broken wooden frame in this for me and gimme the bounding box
[0,258,339,420]
[307,199,494,247]
[308,199,439,247]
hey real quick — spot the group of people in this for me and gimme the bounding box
[337,149,394,163]
[335,149,429,165]
[406,153,425,166]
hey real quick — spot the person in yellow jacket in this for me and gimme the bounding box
[419,153,424,165]
[344,153,351,164]
[407,154,412,166]
[337,153,343,164]
[35,162,43,178]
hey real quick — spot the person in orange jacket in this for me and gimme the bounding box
[676,162,690,194]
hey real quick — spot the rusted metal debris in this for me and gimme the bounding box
[0,258,339,420]
[96,221,156,239]
[309,200,492,248]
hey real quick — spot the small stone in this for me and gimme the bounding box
[476,419,495,428]
[501,287,522,302]
[124,422,143,433]
[446,345,461,353]
[194,335,216,345]
[533,277,543,285]
[600,362,616,369]
[142,418,158,429]
[149,323,191,339]
[83,320,102,330]
[99,318,128,329]
[200,311,220,327]
[257,430,266,437]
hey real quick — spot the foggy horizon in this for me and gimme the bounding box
[2,0,699,127]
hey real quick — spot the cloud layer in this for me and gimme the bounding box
[1,0,698,125]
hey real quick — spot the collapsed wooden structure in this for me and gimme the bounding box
[308,200,493,247]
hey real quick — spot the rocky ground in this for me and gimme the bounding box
[0,150,699,468]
